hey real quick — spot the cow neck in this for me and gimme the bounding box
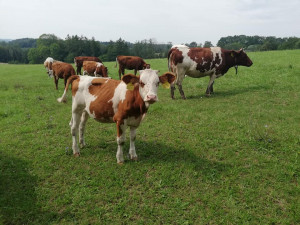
[131,85,148,115]
[223,50,238,75]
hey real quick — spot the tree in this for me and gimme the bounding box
[203,41,213,48]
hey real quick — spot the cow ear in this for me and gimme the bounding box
[231,50,239,57]
[159,72,176,89]
[122,74,139,90]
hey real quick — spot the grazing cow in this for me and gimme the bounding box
[48,61,76,90]
[115,55,150,79]
[74,56,102,75]
[82,61,108,77]
[57,69,175,164]
[168,45,253,99]
[44,57,56,75]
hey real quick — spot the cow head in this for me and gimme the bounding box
[143,63,151,69]
[122,69,175,107]
[231,49,253,67]
[47,62,54,78]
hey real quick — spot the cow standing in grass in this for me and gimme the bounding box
[74,56,102,75]
[48,61,76,90]
[44,57,56,75]
[115,55,150,79]
[168,45,253,99]
[82,61,108,77]
[57,69,175,164]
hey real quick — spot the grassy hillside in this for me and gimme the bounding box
[0,50,299,224]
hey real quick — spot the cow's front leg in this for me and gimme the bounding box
[79,111,89,148]
[116,121,126,164]
[206,74,217,96]
[129,126,138,161]
[171,84,175,99]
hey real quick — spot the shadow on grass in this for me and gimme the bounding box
[83,139,230,182]
[0,153,56,225]
[186,84,268,100]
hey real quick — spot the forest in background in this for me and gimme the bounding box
[0,34,299,64]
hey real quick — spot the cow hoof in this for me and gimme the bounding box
[205,94,211,97]
[74,152,80,157]
[118,162,124,165]
[131,156,138,161]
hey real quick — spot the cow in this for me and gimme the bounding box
[115,55,150,79]
[82,61,108,77]
[57,69,175,164]
[168,45,253,99]
[48,61,76,90]
[44,57,56,76]
[74,56,102,75]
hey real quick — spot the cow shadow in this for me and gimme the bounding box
[0,153,56,224]
[186,84,268,100]
[83,139,230,181]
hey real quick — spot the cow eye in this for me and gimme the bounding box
[139,82,145,87]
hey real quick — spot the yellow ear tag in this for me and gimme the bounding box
[127,82,134,91]
[162,82,170,89]
[231,52,234,57]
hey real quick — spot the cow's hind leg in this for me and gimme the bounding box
[128,126,138,161]
[71,108,84,157]
[79,111,89,148]
[176,74,186,99]
[206,74,217,97]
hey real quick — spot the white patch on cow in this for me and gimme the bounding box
[139,69,160,103]
[210,47,223,68]
[73,76,97,118]
[96,62,103,67]
[109,82,127,113]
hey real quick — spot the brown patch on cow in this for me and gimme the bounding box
[71,77,80,97]
[116,56,149,78]
[74,56,102,75]
[168,48,184,67]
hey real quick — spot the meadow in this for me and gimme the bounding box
[0,50,299,224]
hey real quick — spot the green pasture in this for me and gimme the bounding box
[0,50,299,224]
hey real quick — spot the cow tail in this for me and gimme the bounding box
[57,75,79,103]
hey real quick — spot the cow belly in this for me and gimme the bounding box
[186,68,215,78]
[126,115,143,127]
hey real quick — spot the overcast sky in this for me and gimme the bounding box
[0,0,299,45]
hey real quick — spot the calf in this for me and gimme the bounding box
[82,61,108,77]
[168,45,253,99]
[57,69,175,164]
[74,56,102,75]
[115,55,150,79]
[48,61,76,90]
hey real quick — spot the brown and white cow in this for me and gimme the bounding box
[168,45,253,99]
[74,56,102,75]
[115,55,150,79]
[82,61,108,77]
[48,61,76,90]
[57,69,175,164]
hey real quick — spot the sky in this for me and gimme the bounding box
[0,0,299,45]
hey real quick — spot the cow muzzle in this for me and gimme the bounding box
[145,95,157,104]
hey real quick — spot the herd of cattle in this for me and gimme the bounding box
[44,45,253,164]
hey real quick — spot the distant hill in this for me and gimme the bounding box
[0,39,13,42]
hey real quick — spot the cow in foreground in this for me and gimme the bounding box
[74,56,102,75]
[48,61,76,90]
[115,55,150,79]
[83,61,108,77]
[57,69,175,164]
[168,45,253,99]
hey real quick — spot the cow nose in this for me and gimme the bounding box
[146,95,157,103]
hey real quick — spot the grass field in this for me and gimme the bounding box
[0,50,299,224]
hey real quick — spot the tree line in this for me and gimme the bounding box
[0,34,299,64]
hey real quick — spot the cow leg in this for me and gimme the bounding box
[54,76,58,90]
[129,126,138,160]
[210,81,214,94]
[171,84,175,99]
[71,109,84,157]
[176,74,186,99]
[79,111,89,148]
[118,68,122,80]
[206,74,217,96]
[116,121,127,164]
[134,69,137,75]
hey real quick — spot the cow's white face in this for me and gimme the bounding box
[139,69,160,105]
[48,70,54,78]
